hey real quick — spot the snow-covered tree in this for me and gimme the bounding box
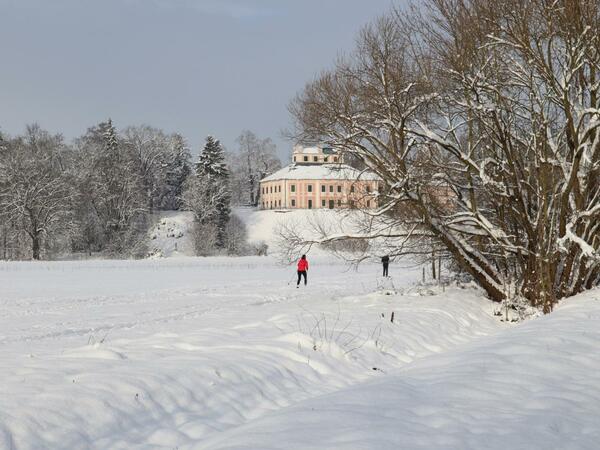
[193,135,231,248]
[288,0,600,311]
[73,119,146,255]
[230,130,281,206]
[162,133,191,210]
[224,214,248,255]
[122,125,171,211]
[0,125,74,260]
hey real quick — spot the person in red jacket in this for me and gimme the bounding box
[297,254,309,287]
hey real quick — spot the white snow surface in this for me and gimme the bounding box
[236,207,365,256]
[1,254,599,449]
[147,211,196,258]
[203,288,600,450]
[2,208,600,449]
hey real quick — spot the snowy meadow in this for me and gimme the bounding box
[1,250,599,449]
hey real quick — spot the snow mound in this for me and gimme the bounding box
[147,211,195,257]
[202,288,600,450]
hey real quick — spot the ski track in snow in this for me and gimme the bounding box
[0,255,512,449]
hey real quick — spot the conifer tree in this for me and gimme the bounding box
[164,133,191,210]
[195,136,231,248]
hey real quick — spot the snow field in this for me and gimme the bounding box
[0,256,505,449]
[202,289,600,450]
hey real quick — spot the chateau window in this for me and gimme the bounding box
[324,157,328,162]
[338,200,341,207]
[333,157,337,162]
[329,185,334,193]
[279,185,282,192]
[366,185,371,193]
[321,185,326,193]
[291,199,296,207]
[303,156,308,162]
[322,200,326,207]
[314,156,318,162]
[308,199,313,209]
[350,185,355,193]
[270,186,273,193]
[337,185,341,193]
[307,185,313,193]
[279,200,281,207]
[293,156,296,162]
[291,185,296,192]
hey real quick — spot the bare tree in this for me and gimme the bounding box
[289,0,600,311]
[0,125,74,259]
[231,130,281,206]
[224,214,248,255]
[72,119,147,255]
[122,125,171,211]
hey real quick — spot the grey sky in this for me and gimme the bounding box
[0,0,398,159]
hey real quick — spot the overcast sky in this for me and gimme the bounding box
[0,0,400,159]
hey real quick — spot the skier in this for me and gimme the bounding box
[296,254,309,287]
[381,255,390,277]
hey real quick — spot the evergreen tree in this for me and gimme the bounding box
[195,136,231,248]
[163,133,191,210]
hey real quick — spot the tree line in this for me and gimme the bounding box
[288,0,600,311]
[0,122,280,260]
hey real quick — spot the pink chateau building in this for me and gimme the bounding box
[259,145,380,210]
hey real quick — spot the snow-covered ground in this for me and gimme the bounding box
[147,211,196,258]
[1,209,599,449]
[202,288,600,450]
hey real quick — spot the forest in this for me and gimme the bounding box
[0,123,280,260]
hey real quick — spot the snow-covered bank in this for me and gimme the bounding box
[0,256,507,449]
[202,288,600,450]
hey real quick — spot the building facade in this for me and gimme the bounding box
[259,145,380,210]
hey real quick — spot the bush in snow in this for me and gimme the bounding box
[191,222,218,256]
[224,214,249,256]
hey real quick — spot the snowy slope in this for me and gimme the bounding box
[147,211,196,257]
[235,206,363,251]
[202,288,600,450]
[143,207,364,258]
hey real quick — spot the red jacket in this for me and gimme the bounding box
[297,258,309,271]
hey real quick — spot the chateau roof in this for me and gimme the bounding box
[297,146,321,154]
[260,163,380,182]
